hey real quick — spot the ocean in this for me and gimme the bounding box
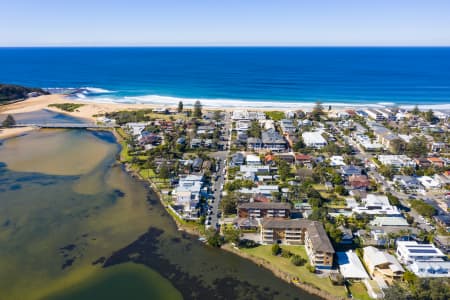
[1,47,450,108]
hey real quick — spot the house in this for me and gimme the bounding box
[409,261,450,278]
[337,250,370,280]
[341,165,363,177]
[246,154,261,165]
[418,176,441,190]
[260,219,335,269]
[396,241,447,264]
[190,138,202,148]
[261,129,287,152]
[370,216,409,227]
[414,157,431,168]
[433,235,450,254]
[378,155,416,168]
[231,152,245,166]
[280,119,296,134]
[433,215,450,229]
[173,175,204,215]
[427,157,445,168]
[302,131,327,149]
[363,246,404,282]
[431,142,446,153]
[352,194,400,216]
[247,137,263,151]
[238,185,279,198]
[192,157,204,172]
[237,202,291,218]
[330,155,346,167]
[339,226,354,244]
[393,175,422,192]
[349,175,370,190]
[276,153,295,164]
[295,153,313,167]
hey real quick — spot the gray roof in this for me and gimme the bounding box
[261,218,310,229]
[261,218,334,253]
[307,221,335,253]
[239,202,291,210]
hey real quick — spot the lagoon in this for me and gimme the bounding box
[0,128,320,300]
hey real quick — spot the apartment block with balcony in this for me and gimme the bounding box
[260,219,335,269]
[237,202,291,218]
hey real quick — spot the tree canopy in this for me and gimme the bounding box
[2,114,16,128]
[193,100,202,118]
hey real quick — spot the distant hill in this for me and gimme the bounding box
[0,84,49,104]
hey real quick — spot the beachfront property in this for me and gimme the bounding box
[237,202,291,218]
[302,131,327,149]
[231,110,266,121]
[352,194,400,216]
[260,219,335,269]
[363,246,404,283]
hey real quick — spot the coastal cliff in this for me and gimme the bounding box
[0,84,49,104]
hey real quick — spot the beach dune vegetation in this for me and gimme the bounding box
[49,103,85,112]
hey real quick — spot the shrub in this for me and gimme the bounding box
[306,263,316,273]
[271,243,281,256]
[281,249,292,258]
[291,255,307,266]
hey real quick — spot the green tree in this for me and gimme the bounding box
[205,228,223,247]
[159,163,170,180]
[193,100,202,118]
[311,101,324,121]
[277,159,291,181]
[219,193,238,215]
[271,243,281,256]
[411,105,420,116]
[248,120,262,138]
[293,137,305,151]
[2,114,16,128]
[424,109,434,122]
[390,138,405,154]
[177,101,183,113]
[223,227,241,244]
[403,270,417,284]
[406,136,428,158]
[379,164,395,180]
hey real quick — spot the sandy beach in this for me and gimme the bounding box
[0,94,319,123]
[0,126,36,140]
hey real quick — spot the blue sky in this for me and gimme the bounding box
[1,0,449,46]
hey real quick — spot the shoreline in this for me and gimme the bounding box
[0,126,37,140]
[2,95,449,124]
[111,129,341,300]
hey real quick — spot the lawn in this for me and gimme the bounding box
[265,111,286,121]
[348,282,371,300]
[240,245,347,298]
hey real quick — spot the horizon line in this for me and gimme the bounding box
[1,45,450,48]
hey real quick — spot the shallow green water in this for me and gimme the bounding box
[0,129,321,300]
